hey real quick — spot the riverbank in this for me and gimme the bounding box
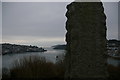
[2,46,120,79]
[108,64,120,79]
[3,47,65,79]
[2,55,120,79]
[2,47,65,69]
[2,55,65,79]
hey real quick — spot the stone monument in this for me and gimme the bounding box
[65,1,108,80]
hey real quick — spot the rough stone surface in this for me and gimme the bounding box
[65,2,108,79]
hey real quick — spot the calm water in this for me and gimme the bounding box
[107,57,120,67]
[2,47,65,69]
[2,47,120,69]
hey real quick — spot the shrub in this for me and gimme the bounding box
[2,55,65,79]
[2,68,10,78]
[107,64,120,79]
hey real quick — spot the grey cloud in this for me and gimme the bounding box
[103,2,118,39]
[2,2,67,38]
[118,1,120,40]
[2,2,119,46]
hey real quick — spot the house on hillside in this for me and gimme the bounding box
[107,39,120,56]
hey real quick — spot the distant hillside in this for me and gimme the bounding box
[52,44,66,50]
[1,43,47,55]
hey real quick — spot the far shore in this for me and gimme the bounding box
[1,43,47,55]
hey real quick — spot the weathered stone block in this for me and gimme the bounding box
[65,1,108,80]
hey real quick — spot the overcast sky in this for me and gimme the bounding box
[103,2,118,40]
[0,1,1,43]
[2,2,68,47]
[2,2,119,47]
[118,2,120,40]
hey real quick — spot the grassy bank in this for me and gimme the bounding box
[2,56,120,80]
[2,55,65,79]
[107,64,120,79]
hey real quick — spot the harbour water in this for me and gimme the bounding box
[107,57,120,67]
[1,47,120,70]
[2,47,65,69]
